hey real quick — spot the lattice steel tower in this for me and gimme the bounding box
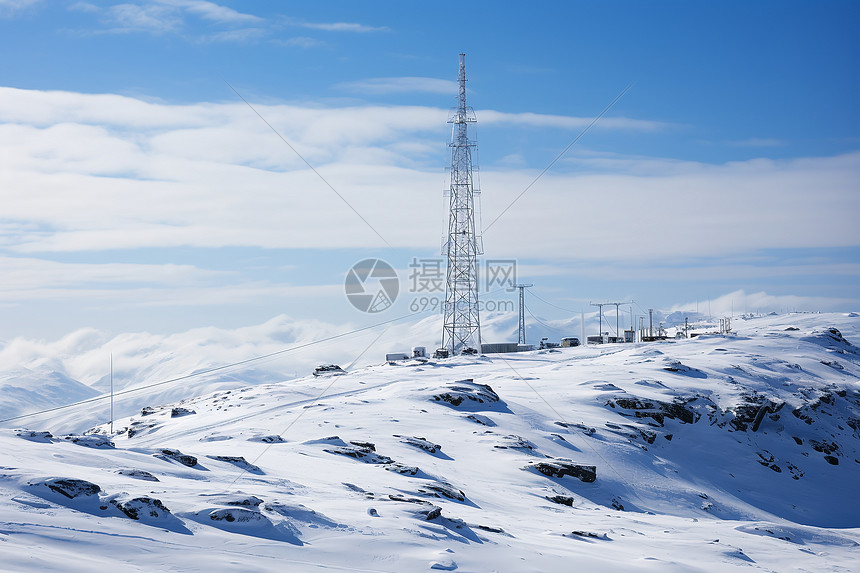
[441,53,483,355]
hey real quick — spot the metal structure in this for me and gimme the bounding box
[516,284,534,345]
[441,54,483,355]
[590,300,632,342]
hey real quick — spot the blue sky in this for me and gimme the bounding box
[0,0,858,343]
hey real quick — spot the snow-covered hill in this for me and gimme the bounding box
[1,312,858,571]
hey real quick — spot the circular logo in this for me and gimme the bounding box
[345,258,399,313]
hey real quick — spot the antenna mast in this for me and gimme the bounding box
[516,284,533,345]
[441,53,483,355]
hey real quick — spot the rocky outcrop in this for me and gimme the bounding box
[156,448,198,467]
[433,379,503,410]
[606,396,700,426]
[395,435,442,453]
[42,478,101,499]
[61,434,115,448]
[207,455,262,473]
[526,459,597,483]
[418,481,466,502]
[110,496,171,520]
[116,469,159,481]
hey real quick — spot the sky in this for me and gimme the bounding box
[1,0,859,347]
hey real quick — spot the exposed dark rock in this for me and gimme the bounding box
[249,434,285,443]
[157,448,198,467]
[171,407,196,417]
[570,530,606,539]
[111,496,171,520]
[786,462,804,480]
[475,524,505,533]
[418,482,466,502]
[810,440,839,455]
[225,495,263,507]
[419,505,442,520]
[465,414,495,426]
[387,494,441,520]
[494,434,536,450]
[209,507,265,523]
[527,460,597,483]
[207,455,262,473]
[793,436,804,445]
[61,434,115,448]
[116,469,159,481]
[43,478,101,499]
[324,445,393,464]
[662,360,706,378]
[15,430,53,442]
[611,498,625,511]
[639,429,657,444]
[395,435,442,453]
[433,379,501,408]
[388,494,426,504]
[555,421,596,435]
[140,406,157,416]
[349,440,376,452]
[546,495,574,506]
[729,394,768,432]
[824,455,839,465]
[606,396,699,427]
[792,407,815,425]
[127,420,158,438]
[384,463,419,475]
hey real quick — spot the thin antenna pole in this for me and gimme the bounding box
[110,353,114,434]
[581,310,585,346]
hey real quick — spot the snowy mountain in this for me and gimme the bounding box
[1,312,858,571]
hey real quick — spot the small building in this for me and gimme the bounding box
[481,342,534,354]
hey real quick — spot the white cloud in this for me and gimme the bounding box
[1,86,858,262]
[0,0,40,17]
[670,290,857,317]
[340,77,459,95]
[273,36,324,49]
[297,21,387,33]
[104,3,182,34]
[157,0,261,24]
[203,26,266,43]
[729,138,786,148]
[479,109,668,132]
[75,0,264,39]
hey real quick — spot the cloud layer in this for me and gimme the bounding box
[1,85,857,339]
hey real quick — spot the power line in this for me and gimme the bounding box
[524,303,568,335]
[528,289,580,314]
[223,79,392,249]
[488,351,647,510]
[483,82,634,234]
[0,310,429,425]
[225,323,395,490]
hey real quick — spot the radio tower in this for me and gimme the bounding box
[441,53,483,355]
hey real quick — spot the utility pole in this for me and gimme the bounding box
[591,301,631,342]
[109,353,113,434]
[441,53,482,355]
[516,284,533,345]
[649,308,654,339]
[590,302,606,341]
